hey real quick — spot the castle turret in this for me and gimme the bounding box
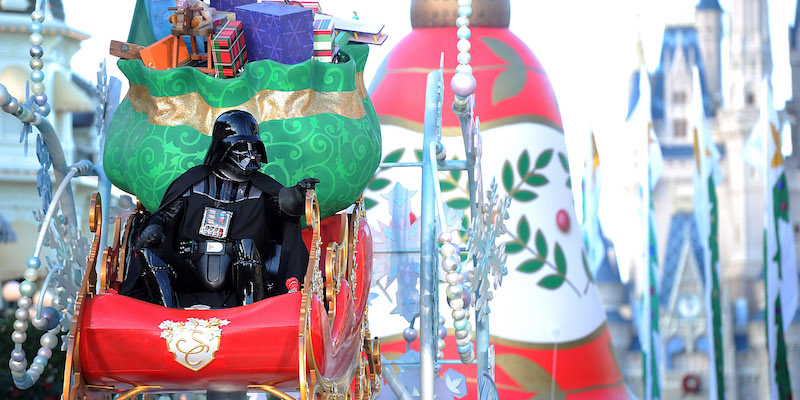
[785,1,800,170]
[727,0,771,110]
[694,0,723,111]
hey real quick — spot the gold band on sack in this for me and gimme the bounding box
[129,72,368,136]
[354,71,368,100]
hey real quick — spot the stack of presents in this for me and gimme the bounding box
[112,0,387,79]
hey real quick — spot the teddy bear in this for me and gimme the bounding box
[168,0,216,30]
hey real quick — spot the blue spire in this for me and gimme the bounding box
[696,0,722,11]
[792,0,800,49]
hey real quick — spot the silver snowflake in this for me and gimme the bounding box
[466,178,510,325]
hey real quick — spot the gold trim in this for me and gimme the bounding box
[355,71,368,101]
[324,242,345,323]
[411,0,510,28]
[64,193,103,399]
[299,190,321,400]
[85,384,115,390]
[114,385,163,400]
[129,83,367,136]
[378,114,565,137]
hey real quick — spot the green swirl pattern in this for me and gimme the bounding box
[104,44,381,218]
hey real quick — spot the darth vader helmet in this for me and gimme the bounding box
[204,110,268,174]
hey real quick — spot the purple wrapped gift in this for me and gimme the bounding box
[210,0,256,12]
[235,1,313,64]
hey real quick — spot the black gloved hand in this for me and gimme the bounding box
[138,224,166,249]
[296,177,320,191]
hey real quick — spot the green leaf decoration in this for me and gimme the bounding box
[518,258,545,273]
[481,37,528,105]
[518,216,530,244]
[512,190,537,201]
[538,274,565,289]
[558,152,569,172]
[566,177,572,189]
[414,149,423,162]
[502,161,514,192]
[525,174,549,187]
[491,67,528,105]
[364,197,377,209]
[440,180,457,192]
[554,242,567,275]
[582,250,594,283]
[384,149,404,164]
[535,229,548,258]
[368,178,391,191]
[535,149,553,169]
[506,242,524,254]
[451,156,462,181]
[518,151,530,177]
[447,197,471,209]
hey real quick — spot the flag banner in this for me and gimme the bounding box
[690,66,725,400]
[761,78,798,400]
[629,62,662,400]
[582,131,604,276]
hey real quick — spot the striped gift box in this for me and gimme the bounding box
[313,14,334,62]
[212,20,248,78]
[214,47,247,77]
[211,20,244,49]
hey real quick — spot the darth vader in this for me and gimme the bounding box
[123,110,317,309]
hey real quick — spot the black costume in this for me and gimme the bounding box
[123,110,316,308]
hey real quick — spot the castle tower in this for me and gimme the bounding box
[783,0,800,288]
[0,0,96,280]
[649,25,714,267]
[785,2,800,171]
[715,0,771,285]
[694,0,723,111]
[727,0,771,110]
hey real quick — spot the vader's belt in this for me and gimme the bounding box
[178,240,232,256]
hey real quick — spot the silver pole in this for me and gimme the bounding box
[382,359,414,400]
[0,84,79,235]
[455,99,490,379]
[419,69,442,400]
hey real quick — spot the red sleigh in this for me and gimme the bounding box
[62,191,381,400]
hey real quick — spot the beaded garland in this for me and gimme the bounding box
[442,0,477,365]
[9,6,65,390]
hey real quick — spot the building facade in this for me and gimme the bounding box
[0,0,98,282]
[605,0,800,398]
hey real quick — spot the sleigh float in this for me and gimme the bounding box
[61,41,383,400]
[63,191,380,400]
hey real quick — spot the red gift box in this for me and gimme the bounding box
[212,20,248,78]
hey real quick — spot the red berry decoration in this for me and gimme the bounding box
[556,209,570,233]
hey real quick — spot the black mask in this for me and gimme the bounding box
[228,142,263,171]
[204,110,268,172]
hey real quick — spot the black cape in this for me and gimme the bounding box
[121,166,309,298]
